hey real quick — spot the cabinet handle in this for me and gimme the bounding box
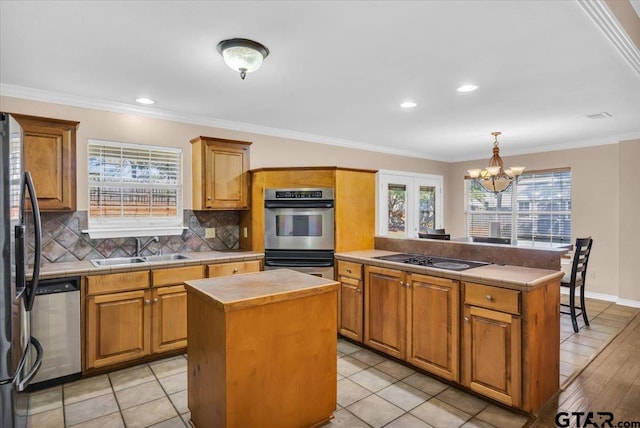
[346,268,352,273]
[207,197,212,200]
[485,294,493,301]
[153,298,158,303]
[464,317,470,322]
[145,299,150,305]
[233,268,239,273]
[356,288,361,293]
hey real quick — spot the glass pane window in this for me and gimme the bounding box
[418,186,436,233]
[387,184,407,237]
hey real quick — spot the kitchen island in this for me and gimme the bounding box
[184,269,339,428]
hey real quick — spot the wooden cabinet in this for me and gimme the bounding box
[363,265,407,359]
[207,260,262,277]
[337,261,364,341]
[85,272,151,369]
[191,136,251,210]
[462,282,521,407]
[407,273,459,381]
[13,114,79,211]
[151,266,205,354]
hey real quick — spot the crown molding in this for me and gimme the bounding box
[578,0,640,77]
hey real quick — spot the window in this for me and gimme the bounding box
[465,168,571,245]
[377,170,443,238]
[86,139,184,238]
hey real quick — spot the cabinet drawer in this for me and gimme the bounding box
[338,261,362,280]
[464,282,520,315]
[86,271,150,295]
[152,265,205,287]
[208,260,262,277]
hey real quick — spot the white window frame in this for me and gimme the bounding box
[84,139,186,239]
[376,169,444,238]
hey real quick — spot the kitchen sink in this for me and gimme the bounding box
[90,254,191,267]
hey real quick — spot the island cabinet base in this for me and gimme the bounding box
[187,284,338,428]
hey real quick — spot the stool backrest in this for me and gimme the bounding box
[570,237,593,285]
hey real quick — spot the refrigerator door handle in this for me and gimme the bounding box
[13,336,43,392]
[21,171,41,311]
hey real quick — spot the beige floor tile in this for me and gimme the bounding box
[115,379,165,410]
[319,408,370,427]
[121,396,178,428]
[402,373,448,396]
[435,387,489,415]
[337,378,372,407]
[590,317,628,329]
[350,349,387,366]
[597,312,634,323]
[180,411,191,426]
[337,355,369,377]
[108,365,156,392]
[475,404,530,428]
[560,350,589,366]
[337,339,364,355]
[375,359,416,380]
[410,398,472,428]
[560,361,579,377]
[560,341,600,357]
[63,374,112,405]
[67,411,125,428]
[27,385,62,415]
[149,416,187,427]
[26,406,64,428]
[158,371,188,394]
[64,393,119,426]
[461,417,497,428]
[566,331,610,346]
[376,381,430,411]
[150,356,188,378]
[385,413,435,427]
[586,323,622,334]
[169,389,189,414]
[349,367,397,392]
[346,394,405,427]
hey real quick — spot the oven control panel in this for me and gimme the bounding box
[265,188,334,200]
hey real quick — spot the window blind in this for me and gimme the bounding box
[87,140,183,235]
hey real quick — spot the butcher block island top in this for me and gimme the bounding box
[184,269,340,428]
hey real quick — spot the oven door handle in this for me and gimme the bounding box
[264,200,334,209]
[265,260,334,268]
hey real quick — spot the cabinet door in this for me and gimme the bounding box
[462,305,521,407]
[86,290,151,369]
[407,274,459,381]
[204,142,250,209]
[364,266,406,359]
[152,285,187,354]
[207,260,262,277]
[14,114,79,211]
[338,276,363,342]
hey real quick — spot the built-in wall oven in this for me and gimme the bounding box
[264,188,335,279]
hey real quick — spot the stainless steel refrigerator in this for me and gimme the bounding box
[1,112,44,428]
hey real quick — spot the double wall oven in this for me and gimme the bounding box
[264,188,335,279]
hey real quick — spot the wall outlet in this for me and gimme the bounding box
[205,227,216,239]
[243,227,248,238]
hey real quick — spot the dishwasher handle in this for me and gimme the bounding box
[32,277,81,295]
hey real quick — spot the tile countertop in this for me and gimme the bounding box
[29,251,265,279]
[335,250,565,291]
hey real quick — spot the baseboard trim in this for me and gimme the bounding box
[560,288,640,308]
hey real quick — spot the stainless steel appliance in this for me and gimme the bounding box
[264,188,335,278]
[27,277,81,391]
[1,113,44,427]
[374,253,490,271]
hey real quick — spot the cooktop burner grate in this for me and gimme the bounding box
[373,253,490,271]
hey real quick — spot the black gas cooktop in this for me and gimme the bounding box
[373,253,490,271]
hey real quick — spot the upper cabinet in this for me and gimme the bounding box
[14,114,79,211]
[191,136,251,210]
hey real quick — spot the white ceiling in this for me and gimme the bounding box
[1,1,640,162]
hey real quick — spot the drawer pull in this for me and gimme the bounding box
[233,268,239,273]
[485,294,493,301]
[346,268,352,273]
[464,317,470,322]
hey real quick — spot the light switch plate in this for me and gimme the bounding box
[205,227,216,239]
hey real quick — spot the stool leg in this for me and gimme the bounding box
[580,284,589,327]
[570,287,579,333]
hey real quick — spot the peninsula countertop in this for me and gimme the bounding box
[185,268,339,311]
[335,250,564,291]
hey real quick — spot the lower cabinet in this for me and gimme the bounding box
[337,261,364,341]
[363,266,406,360]
[407,273,459,382]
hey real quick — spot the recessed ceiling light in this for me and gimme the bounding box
[135,97,155,105]
[400,101,417,109]
[457,84,479,93]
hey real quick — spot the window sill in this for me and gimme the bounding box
[82,227,187,239]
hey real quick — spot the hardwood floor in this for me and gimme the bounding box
[532,309,640,427]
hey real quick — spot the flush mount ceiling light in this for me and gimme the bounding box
[457,84,479,92]
[400,101,417,108]
[135,97,155,105]
[467,132,525,194]
[217,38,270,80]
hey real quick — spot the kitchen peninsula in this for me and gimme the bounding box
[184,269,339,428]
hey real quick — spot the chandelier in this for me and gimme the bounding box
[467,132,525,194]
[217,38,270,80]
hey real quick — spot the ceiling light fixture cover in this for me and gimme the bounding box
[217,38,270,80]
[135,97,155,105]
[457,84,479,92]
[467,132,525,194]
[400,101,417,108]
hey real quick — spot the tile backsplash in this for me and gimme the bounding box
[28,210,240,264]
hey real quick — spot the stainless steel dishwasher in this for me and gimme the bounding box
[27,277,82,391]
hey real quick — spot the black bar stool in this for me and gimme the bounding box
[560,237,594,333]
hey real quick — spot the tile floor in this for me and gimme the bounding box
[25,299,638,428]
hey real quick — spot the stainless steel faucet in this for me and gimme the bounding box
[135,236,160,256]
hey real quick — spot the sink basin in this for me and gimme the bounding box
[144,254,191,262]
[91,257,146,267]
[90,254,191,267]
